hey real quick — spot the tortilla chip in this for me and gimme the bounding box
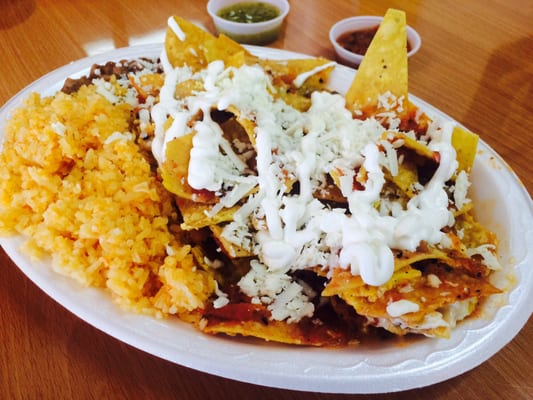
[345,9,408,114]
[385,159,418,198]
[160,133,193,198]
[206,34,252,66]
[263,58,335,111]
[323,264,499,338]
[452,126,479,173]
[200,302,352,346]
[177,197,238,230]
[393,132,435,159]
[160,133,217,204]
[165,16,213,70]
[210,224,253,258]
[174,79,204,98]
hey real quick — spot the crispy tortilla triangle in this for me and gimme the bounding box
[165,17,213,71]
[160,133,217,204]
[205,34,252,66]
[391,131,435,159]
[262,58,336,111]
[452,126,479,173]
[345,9,408,114]
[386,159,419,198]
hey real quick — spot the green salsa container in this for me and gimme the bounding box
[207,0,290,45]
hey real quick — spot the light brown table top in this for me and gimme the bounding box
[1,1,531,399]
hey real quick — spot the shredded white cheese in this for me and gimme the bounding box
[453,169,472,210]
[466,244,502,270]
[386,299,420,317]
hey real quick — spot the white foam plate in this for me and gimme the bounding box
[1,43,531,394]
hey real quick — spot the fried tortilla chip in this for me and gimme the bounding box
[165,16,213,70]
[262,58,335,111]
[386,159,419,198]
[210,224,253,258]
[206,34,252,66]
[452,125,479,173]
[345,9,408,115]
[323,264,500,338]
[160,133,217,204]
[200,301,352,346]
[177,197,239,230]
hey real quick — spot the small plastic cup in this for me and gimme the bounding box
[207,0,290,45]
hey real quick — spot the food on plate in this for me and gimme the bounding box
[0,10,506,346]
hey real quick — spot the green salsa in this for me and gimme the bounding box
[217,2,281,23]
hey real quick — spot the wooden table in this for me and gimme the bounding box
[1,1,531,398]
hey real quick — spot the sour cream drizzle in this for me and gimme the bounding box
[167,16,186,41]
[293,61,336,88]
[152,19,461,321]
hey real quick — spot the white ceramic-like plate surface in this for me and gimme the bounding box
[1,44,532,394]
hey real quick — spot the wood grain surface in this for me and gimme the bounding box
[1,1,531,399]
